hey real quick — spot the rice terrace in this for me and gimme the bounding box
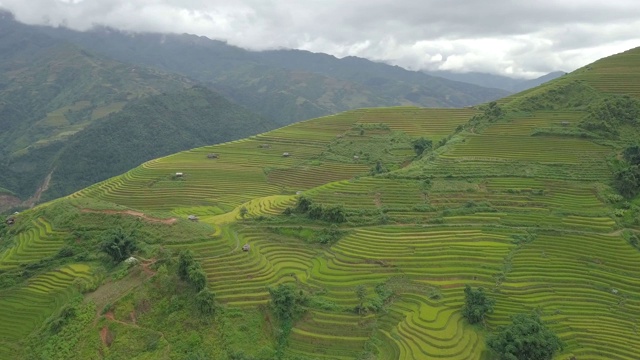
[2,44,640,360]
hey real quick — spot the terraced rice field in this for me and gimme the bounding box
[0,264,94,358]
[11,92,639,359]
[497,232,640,359]
[0,217,65,269]
[574,47,640,98]
[353,107,477,139]
[73,107,473,215]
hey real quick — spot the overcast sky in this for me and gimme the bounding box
[1,0,639,78]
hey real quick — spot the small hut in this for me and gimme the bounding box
[207,153,219,159]
[187,214,199,222]
[561,121,570,127]
[282,152,291,157]
[259,144,271,149]
[175,172,184,177]
[353,155,360,160]
[5,217,15,226]
[242,244,251,252]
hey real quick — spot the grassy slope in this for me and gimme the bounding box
[2,48,640,359]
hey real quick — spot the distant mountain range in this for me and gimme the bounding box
[424,70,566,93]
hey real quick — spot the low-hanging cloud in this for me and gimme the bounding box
[1,0,639,78]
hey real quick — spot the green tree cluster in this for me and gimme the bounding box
[268,284,308,323]
[462,285,495,324]
[487,313,563,360]
[178,250,215,315]
[290,196,347,223]
[412,137,433,156]
[178,250,207,292]
[614,145,640,198]
[100,227,137,263]
[580,95,640,137]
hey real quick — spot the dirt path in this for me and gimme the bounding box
[99,326,111,347]
[80,209,177,225]
[141,258,157,276]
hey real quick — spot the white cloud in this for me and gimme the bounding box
[1,0,639,78]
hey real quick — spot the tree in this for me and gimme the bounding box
[188,264,207,292]
[614,165,640,198]
[462,285,495,324]
[487,313,563,360]
[308,204,325,220]
[100,227,136,263]
[412,137,433,156]
[623,145,640,165]
[268,284,307,322]
[239,206,248,219]
[485,101,504,119]
[195,287,216,315]
[370,160,388,175]
[178,249,195,281]
[323,205,346,223]
[295,196,313,213]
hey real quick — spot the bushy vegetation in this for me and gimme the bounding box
[100,227,137,263]
[291,196,347,223]
[461,285,495,325]
[487,313,563,360]
[579,95,640,137]
[178,250,208,292]
[614,145,640,198]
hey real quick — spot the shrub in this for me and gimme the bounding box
[487,313,563,360]
[100,227,137,263]
[462,285,495,324]
[195,287,216,315]
[178,250,195,281]
[188,264,207,292]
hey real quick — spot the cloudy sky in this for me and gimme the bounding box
[1,0,639,78]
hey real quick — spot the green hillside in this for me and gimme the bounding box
[0,17,194,204]
[2,47,640,359]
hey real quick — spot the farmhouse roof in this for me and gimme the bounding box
[187,215,199,221]
[242,244,250,251]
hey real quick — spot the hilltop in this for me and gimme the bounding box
[1,46,640,359]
